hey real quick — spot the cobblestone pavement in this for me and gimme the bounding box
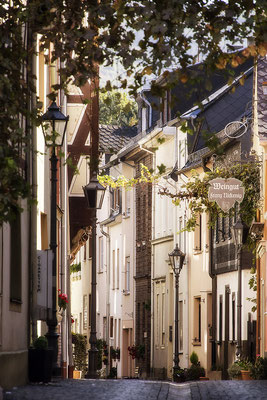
[3,379,267,400]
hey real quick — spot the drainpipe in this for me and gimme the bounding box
[100,224,110,377]
[0,227,3,347]
[236,246,242,358]
[29,29,38,344]
[60,86,69,378]
[209,225,217,368]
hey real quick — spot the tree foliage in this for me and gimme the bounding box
[1,0,267,224]
[99,91,137,126]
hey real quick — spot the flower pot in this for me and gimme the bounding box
[73,370,82,379]
[241,370,252,380]
[28,348,53,383]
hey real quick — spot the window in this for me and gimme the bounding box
[83,243,86,261]
[222,216,225,241]
[111,187,122,214]
[219,295,223,343]
[156,293,160,346]
[194,297,201,343]
[118,319,121,347]
[115,319,117,347]
[162,290,165,346]
[112,250,115,289]
[179,216,183,249]
[141,107,147,132]
[99,236,104,272]
[161,90,170,125]
[125,189,131,216]
[41,212,48,250]
[232,293,236,341]
[125,256,130,293]
[117,249,120,289]
[83,295,88,330]
[103,317,107,341]
[110,316,114,338]
[194,214,202,251]
[10,211,22,303]
[89,294,92,327]
[179,300,183,351]
[215,216,219,243]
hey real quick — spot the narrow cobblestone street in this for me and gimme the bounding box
[3,379,267,400]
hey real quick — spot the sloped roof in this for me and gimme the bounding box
[99,124,138,154]
[177,69,253,173]
[257,57,267,138]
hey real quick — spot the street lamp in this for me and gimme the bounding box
[41,101,69,375]
[83,172,106,378]
[169,244,185,380]
[232,218,245,359]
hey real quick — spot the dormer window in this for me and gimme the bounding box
[161,90,170,125]
[141,106,148,132]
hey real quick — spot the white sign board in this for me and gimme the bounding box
[37,250,53,310]
[208,178,244,212]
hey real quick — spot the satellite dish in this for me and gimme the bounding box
[224,121,248,139]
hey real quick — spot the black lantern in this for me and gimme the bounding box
[41,101,69,147]
[232,219,245,247]
[83,172,106,209]
[169,244,185,276]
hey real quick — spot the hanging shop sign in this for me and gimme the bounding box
[208,177,244,212]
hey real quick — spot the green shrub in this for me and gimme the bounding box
[108,367,117,379]
[190,351,199,366]
[228,362,242,379]
[72,333,87,377]
[33,336,48,350]
[251,357,267,380]
[186,365,205,381]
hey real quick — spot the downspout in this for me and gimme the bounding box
[60,85,69,378]
[29,26,38,344]
[100,224,110,377]
[209,225,217,369]
[0,227,3,347]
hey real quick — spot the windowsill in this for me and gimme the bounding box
[193,249,203,255]
[192,341,201,346]
[230,340,237,345]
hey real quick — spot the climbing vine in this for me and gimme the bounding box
[100,157,262,240]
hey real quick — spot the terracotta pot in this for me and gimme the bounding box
[241,370,252,380]
[73,370,82,379]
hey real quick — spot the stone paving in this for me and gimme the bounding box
[3,379,267,400]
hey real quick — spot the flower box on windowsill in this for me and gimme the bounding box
[192,341,201,346]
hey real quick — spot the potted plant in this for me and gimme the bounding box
[228,362,242,380]
[186,352,206,381]
[239,359,253,380]
[28,336,53,383]
[58,290,68,311]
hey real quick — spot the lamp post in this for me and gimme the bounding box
[169,244,185,380]
[41,101,69,375]
[83,172,106,378]
[232,218,244,359]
